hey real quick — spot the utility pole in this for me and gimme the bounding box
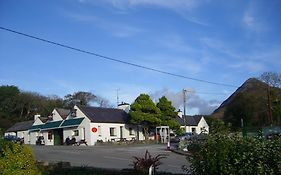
[183,89,192,132]
[183,89,187,132]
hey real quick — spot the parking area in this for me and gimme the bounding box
[32,144,188,174]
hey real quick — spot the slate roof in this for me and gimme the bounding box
[55,108,70,119]
[6,120,34,132]
[176,115,203,126]
[78,106,129,124]
[29,124,44,131]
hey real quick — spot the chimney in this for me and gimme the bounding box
[177,109,183,118]
[118,102,130,113]
[34,114,41,121]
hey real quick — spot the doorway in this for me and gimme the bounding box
[54,129,63,145]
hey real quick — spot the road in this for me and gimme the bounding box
[32,144,188,174]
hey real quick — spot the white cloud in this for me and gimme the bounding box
[243,13,255,27]
[76,0,208,26]
[242,3,268,33]
[157,34,193,53]
[200,37,281,73]
[150,88,219,115]
[242,12,265,32]
[201,37,241,59]
[89,0,199,11]
[228,61,265,73]
[65,12,143,38]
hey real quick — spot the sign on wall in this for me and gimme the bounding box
[91,127,97,133]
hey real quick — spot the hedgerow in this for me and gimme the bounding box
[186,134,281,175]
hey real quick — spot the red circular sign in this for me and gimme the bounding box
[92,127,97,133]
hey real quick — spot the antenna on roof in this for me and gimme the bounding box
[116,88,120,107]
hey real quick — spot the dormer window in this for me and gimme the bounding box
[71,109,77,117]
[48,115,53,121]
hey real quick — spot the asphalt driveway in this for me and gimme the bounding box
[32,144,188,174]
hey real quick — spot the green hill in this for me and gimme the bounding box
[212,78,281,127]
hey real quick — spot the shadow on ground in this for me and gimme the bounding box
[38,161,185,175]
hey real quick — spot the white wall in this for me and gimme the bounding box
[181,117,209,134]
[4,132,16,137]
[89,123,144,145]
[33,117,44,125]
[41,131,53,145]
[63,126,86,144]
[197,117,209,134]
[29,131,42,145]
[51,109,64,121]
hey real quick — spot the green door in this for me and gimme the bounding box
[54,129,63,145]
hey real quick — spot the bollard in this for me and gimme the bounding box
[149,165,155,175]
[167,141,170,150]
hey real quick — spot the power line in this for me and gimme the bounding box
[195,92,229,95]
[0,26,238,88]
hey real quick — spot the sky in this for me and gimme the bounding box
[0,0,281,115]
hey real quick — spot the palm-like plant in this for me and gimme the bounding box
[132,150,167,174]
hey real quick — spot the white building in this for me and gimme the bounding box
[6,104,145,146]
[176,113,209,134]
[4,120,33,144]
[5,103,209,145]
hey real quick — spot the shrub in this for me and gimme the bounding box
[0,140,38,175]
[132,150,166,175]
[186,133,281,175]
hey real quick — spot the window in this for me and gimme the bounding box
[129,128,134,135]
[73,130,79,136]
[192,128,196,133]
[109,127,116,136]
[47,130,52,140]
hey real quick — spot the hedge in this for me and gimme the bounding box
[186,134,281,175]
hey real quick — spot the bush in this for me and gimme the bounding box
[0,140,38,175]
[186,133,281,175]
[132,150,166,175]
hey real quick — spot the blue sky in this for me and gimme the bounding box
[0,0,281,115]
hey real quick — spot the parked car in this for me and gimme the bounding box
[265,132,281,140]
[171,132,197,143]
[4,135,23,143]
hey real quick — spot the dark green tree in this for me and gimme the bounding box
[129,94,161,140]
[0,85,20,118]
[272,99,281,125]
[156,96,180,131]
[224,93,264,127]
[205,117,229,134]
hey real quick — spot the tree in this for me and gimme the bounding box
[64,91,96,108]
[205,117,229,134]
[129,94,161,140]
[156,96,180,131]
[224,93,264,127]
[0,85,20,118]
[93,95,112,108]
[259,72,281,126]
[272,99,281,125]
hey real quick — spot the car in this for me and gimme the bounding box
[265,132,281,140]
[4,135,23,143]
[170,132,197,143]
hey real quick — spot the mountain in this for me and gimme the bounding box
[212,78,281,127]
